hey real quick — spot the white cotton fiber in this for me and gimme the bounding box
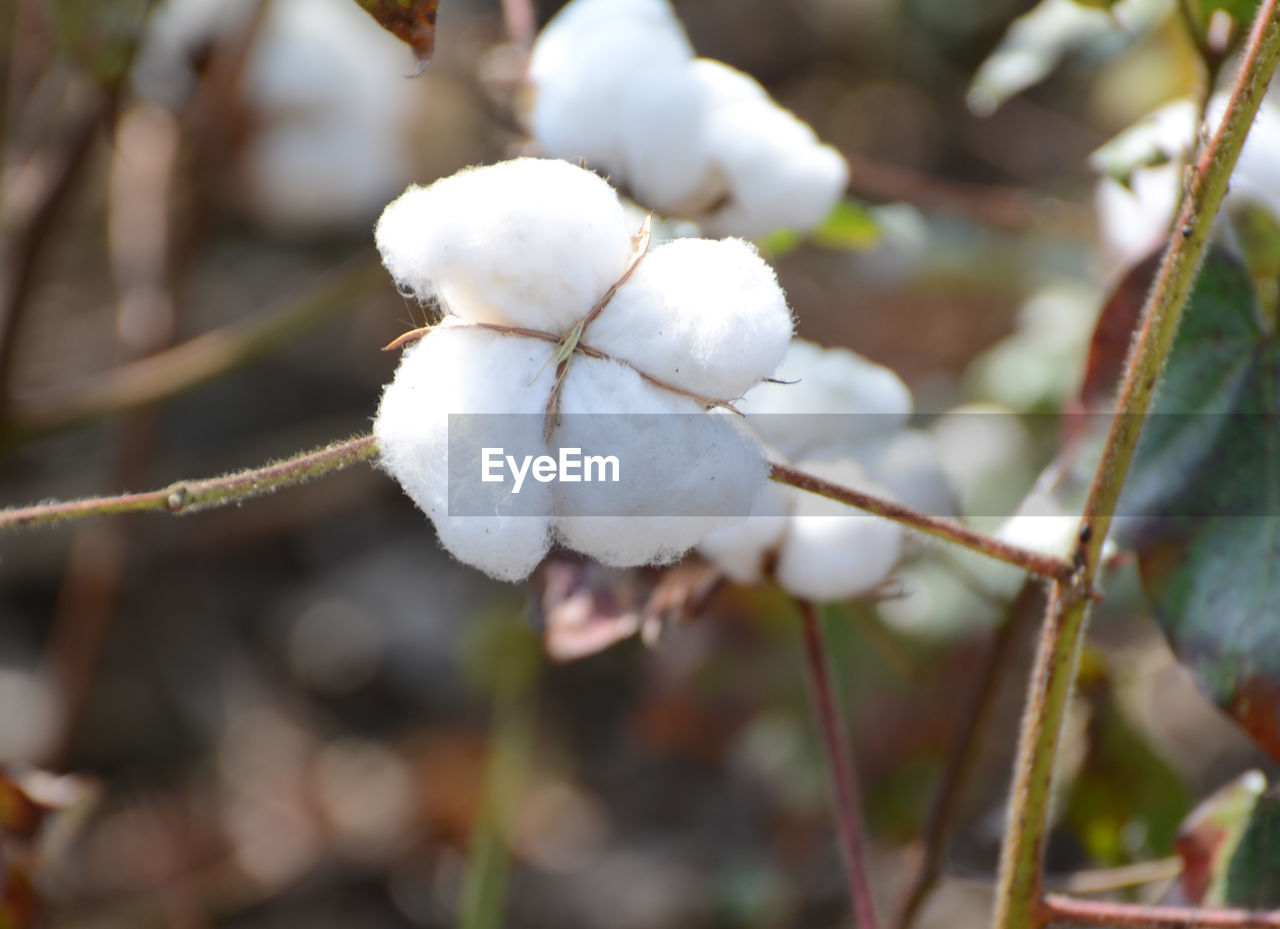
[588,237,793,401]
[374,158,636,333]
[739,339,912,460]
[551,357,769,566]
[525,0,847,238]
[528,0,707,206]
[697,483,790,584]
[774,459,905,602]
[374,321,559,581]
[861,429,956,518]
[691,60,849,238]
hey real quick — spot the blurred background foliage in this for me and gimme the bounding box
[1,0,1277,927]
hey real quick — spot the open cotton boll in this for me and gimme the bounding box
[552,359,770,566]
[374,321,558,581]
[775,459,905,602]
[374,158,636,333]
[588,237,793,402]
[738,339,912,460]
[691,61,848,238]
[528,0,705,205]
[861,429,956,518]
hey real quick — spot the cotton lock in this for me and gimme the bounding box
[373,158,794,582]
[527,0,849,238]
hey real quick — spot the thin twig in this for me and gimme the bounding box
[5,256,382,440]
[991,5,1280,929]
[798,600,879,929]
[0,433,377,531]
[842,151,1090,235]
[1039,895,1280,928]
[0,91,108,419]
[769,462,1072,582]
[892,580,1044,929]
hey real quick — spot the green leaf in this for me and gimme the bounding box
[1124,247,1280,763]
[1225,789,1280,907]
[811,200,880,251]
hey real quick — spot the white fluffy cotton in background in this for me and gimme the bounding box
[526,0,848,238]
[1094,94,1280,274]
[373,159,793,582]
[698,339,951,602]
[134,0,425,231]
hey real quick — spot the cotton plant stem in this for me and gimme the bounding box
[892,581,1043,929]
[991,6,1280,929]
[769,462,1072,582]
[798,600,879,929]
[0,433,377,530]
[1038,895,1280,929]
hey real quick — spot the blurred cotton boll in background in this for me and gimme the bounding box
[525,0,849,238]
[699,339,953,602]
[1093,93,1280,275]
[132,0,441,232]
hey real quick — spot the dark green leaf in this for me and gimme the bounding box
[1124,247,1280,762]
[1225,789,1280,907]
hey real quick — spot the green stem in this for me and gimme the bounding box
[0,433,377,530]
[991,5,1280,929]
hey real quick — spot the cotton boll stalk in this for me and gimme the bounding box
[374,159,636,333]
[774,459,905,603]
[588,237,793,402]
[374,321,558,582]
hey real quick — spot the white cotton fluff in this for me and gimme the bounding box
[375,159,637,333]
[374,321,559,582]
[587,237,793,401]
[737,339,912,460]
[690,61,851,238]
[526,0,847,237]
[374,160,793,582]
[552,360,769,566]
[698,339,948,601]
[774,459,905,603]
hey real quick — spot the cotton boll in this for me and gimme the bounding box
[691,61,849,238]
[374,159,636,333]
[528,0,704,203]
[697,483,790,584]
[374,322,558,581]
[588,237,792,402]
[552,358,770,566]
[774,459,905,602]
[739,339,912,460]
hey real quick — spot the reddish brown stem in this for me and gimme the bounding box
[770,462,1072,582]
[1040,895,1280,928]
[798,599,879,929]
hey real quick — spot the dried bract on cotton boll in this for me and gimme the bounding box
[699,340,953,602]
[373,158,793,582]
[526,0,848,238]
